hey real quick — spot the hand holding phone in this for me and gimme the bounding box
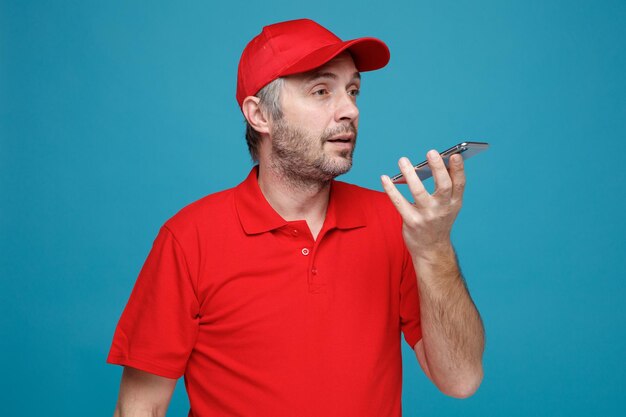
[390,141,489,184]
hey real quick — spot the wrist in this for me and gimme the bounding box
[411,241,463,289]
[411,240,455,264]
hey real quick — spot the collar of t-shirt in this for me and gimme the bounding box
[234,166,367,235]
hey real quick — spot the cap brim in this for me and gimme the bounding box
[278,37,390,77]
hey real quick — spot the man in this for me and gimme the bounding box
[108,18,484,417]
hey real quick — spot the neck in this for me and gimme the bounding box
[257,163,331,240]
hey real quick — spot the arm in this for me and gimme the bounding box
[113,367,177,417]
[381,151,485,398]
[411,243,484,398]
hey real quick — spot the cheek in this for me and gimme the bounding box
[295,115,327,138]
[282,100,332,137]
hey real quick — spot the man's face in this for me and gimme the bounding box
[268,52,360,183]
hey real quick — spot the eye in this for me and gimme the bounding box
[312,88,329,96]
[348,88,360,97]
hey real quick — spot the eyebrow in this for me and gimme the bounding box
[302,71,361,84]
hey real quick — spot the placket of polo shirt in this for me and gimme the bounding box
[307,229,332,295]
[284,221,312,252]
[281,221,328,295]
[281,221,316,286]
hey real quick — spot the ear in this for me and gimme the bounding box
[242,96,270,135]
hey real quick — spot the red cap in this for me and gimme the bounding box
[236,19,390,107]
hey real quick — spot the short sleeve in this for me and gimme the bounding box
[107,226,200,379]
[400,248,422,348]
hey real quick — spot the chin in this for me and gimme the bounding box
[324,158,353,178]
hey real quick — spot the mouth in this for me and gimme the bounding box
[325,134,355,144]
[325,137,354,154]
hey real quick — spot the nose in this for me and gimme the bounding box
[334,91,359,123]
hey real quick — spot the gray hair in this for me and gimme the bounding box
[244,77,284,162]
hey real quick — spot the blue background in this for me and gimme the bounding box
[2,0,625,415]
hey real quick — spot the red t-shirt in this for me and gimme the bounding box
[108,167,421,417]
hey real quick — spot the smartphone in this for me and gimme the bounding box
[390,141,489,184]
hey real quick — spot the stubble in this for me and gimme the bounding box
[269,120,357,189]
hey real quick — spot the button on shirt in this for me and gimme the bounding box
[108,166,421,417]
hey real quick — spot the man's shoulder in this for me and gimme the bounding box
[333,180,381,196]
[332,180,396,209]
[331,180,402,229]
[163,185,238,235]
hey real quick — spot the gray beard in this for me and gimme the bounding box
[269,119,357,189]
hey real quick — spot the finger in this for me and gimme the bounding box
[427,150,452,203]
[398,157,431,207]
[381,174,423,221]
[448,153,466,203]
